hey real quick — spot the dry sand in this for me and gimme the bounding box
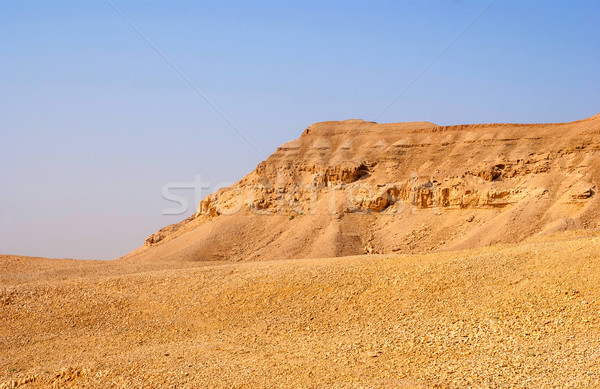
[2,231,600,388]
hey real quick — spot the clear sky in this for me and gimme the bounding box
[1,0,598,259]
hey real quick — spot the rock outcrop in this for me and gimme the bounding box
[132,114,600,262]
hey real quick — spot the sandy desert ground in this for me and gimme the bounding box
[2,230,600,388]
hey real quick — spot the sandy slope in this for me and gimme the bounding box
[2,231,600,388]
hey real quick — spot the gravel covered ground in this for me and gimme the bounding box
[1,232,600,388]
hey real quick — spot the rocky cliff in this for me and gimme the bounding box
[126,114,600,262]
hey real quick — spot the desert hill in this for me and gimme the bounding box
[125,114,600,263]
[3,114,600,387]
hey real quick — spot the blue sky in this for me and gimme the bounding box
[1,0,599,259]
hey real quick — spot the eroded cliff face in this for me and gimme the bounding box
[135,114,600,262]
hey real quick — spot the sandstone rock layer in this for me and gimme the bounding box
[126,114,600,262]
